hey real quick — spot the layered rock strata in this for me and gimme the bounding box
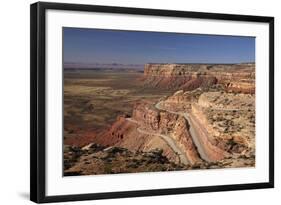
[92,114,181,164]
[132,101,201,164]
[192,92,255,155]
[92,100,202,165]
[141,63,255,93]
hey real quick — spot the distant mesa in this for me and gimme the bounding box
[140,63,255,93]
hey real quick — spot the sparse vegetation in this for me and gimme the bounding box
[64,70,174,145]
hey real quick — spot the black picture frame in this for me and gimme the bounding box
[30,1,274,203]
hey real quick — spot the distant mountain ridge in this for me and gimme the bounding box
[64,62,144,70]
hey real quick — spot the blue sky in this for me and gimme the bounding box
[63,27,255,65]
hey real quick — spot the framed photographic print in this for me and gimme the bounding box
[30,1,274,203]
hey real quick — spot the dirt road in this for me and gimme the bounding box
[126,118,189,165]
[155,102,212,162]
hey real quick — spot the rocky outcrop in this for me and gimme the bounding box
[225,81,255,94]
[198,92,255,110]
[192,92,255,155]
[171,116,202,164]
[131,101,201,164]
[161,90,192,111]
[64,143,255,176]
[64,144,186,175]
[132,101,178,132]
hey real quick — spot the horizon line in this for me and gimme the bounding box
[64,61,255,67]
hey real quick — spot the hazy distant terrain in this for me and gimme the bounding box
[64,62,144,70]
[64,69,174,146]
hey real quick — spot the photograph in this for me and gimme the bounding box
[63,28,256,176]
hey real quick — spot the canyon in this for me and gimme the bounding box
[64,63,255,175]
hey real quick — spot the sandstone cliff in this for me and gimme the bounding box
[141,63,255,93]
[92,100,202,165]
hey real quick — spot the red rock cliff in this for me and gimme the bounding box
[141,63,255,93]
